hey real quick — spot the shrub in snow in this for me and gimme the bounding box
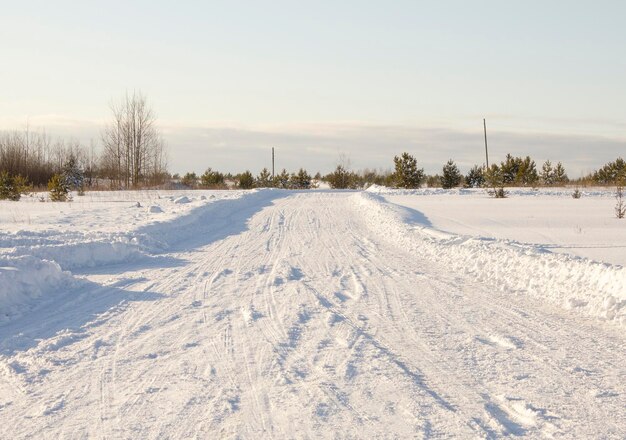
[48,173,69,202]
[616,186,625,219]
[393,152,425,189]
[440,159,462,189]
[572,187,582,199]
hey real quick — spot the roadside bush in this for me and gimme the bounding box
[616,185,625,219]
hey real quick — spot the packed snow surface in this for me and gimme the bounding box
[0,188,624,438]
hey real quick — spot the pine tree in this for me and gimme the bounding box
[0,171,20,201]
[290,168,311,189]
[48,173,69,202]
[500,154,520,184]
[517,156,538,187]
[553,162,569,185]
[63,154,85,194]
[274,169,290,189]
[238,170,255,189]
[465,165,485,188]
[595,158,626,184]
[393,152,424,189]
[256,168,272,187]
[200,168,225,188]
[485,164,506,198]
[541,160,554,186]
[440,159,462,189]
[181,172,198,188]
[326,165,357,189]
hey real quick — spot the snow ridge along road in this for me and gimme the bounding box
[0,190,624,438]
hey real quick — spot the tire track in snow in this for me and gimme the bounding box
[1,191,624,439]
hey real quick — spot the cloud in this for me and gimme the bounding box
[162,122,625,176]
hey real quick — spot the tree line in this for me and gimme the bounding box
[0,92,168,196]
[2,90,625,199]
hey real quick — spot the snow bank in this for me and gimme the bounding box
[0,190,281,323]
[354,192,626,327]
[0,255,74,323]
[366,184,615,198]
[8,235,149,270]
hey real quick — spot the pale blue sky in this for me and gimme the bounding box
[1,1,624,175]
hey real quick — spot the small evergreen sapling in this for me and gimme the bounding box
[393,152,424,189]
[256,168,273,187]
[440,159,462,189]
[48,173,69,202]
[465,165,485,188]
[181,172,198,188]
[290,168,312,189]
[63,155,85,195]
[238,170,255,189]
[541,160,554,186]
[274,169,290,189]
[200,168,225,188]
[0,171,21,201]
[485,164,507,198]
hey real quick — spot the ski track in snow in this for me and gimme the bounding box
[0,190,624,438]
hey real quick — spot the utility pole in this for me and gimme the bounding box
[272,147,275,179]
[483,118,489,169]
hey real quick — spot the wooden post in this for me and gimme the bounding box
[483,118,489,169]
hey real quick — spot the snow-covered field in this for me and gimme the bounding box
[0,187,624,438]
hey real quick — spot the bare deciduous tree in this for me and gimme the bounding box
[101,91,167,188]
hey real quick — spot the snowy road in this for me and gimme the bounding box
[1,191,624,438]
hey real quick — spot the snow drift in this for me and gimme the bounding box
[354,191,626,327]
[0,255,74,323]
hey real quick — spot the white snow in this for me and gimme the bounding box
[0,188,624,438]
[0,255,74,323]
